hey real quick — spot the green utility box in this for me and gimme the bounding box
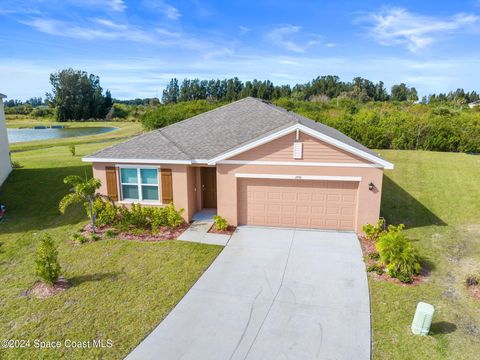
[411,302,435,336]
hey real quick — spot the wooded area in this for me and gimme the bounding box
[4,70,480,153]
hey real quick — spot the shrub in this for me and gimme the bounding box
[105,229,117,238]
[117,204,150,230]
[362,219,385,242]
[93,198,117,226]
[367,263,385,275]
[376,228,421,281]
[466,274,480,287]
[35,234,61,285]
[367,252,380,260]
[69,144,76,156]
[213,215,228,231]
[71,233,88,244]
[164,203,184,227]
[11,160,22,169]
[30,105,55,118]
[91,233,101,241]
[150,207,167,233]
[129,204,151,228]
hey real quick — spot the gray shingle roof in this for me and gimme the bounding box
[86,97,385,163]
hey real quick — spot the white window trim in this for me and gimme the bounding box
[119,167,161,203]
[235,173,362,182]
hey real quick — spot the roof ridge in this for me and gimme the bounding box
[157,128,194,159]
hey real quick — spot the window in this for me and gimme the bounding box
[120,167,159,202]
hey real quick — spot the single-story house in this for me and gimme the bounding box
[83,97,393,232]
[0,93,12,185]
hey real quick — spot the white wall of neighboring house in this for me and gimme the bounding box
[0,94,12,185]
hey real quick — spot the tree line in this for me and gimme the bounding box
[160,75,479,104]
[3,69,480,124]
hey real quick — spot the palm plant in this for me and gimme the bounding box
[59,175,102,232]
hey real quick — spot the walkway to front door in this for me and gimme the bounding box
[177,210,230,245]
[126,227,371,360]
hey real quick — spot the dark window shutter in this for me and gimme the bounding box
[161,169,173,203]
[105,166,118,201]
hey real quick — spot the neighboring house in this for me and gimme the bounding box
[468,100,480,109]
[83,97,394,232]
[0,93,12,185]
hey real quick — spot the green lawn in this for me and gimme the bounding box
[373,150,480,360]
[6,117,142,152]
[0,142,222,359]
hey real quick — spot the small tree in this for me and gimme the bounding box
[68,144,76,156]
[35,234,61,285]
[59,175,102,232]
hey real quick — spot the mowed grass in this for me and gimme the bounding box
[6,117,143,152]
[373,150,480,360]
[0,142,222,359]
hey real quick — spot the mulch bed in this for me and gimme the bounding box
[29,277,70,299]
[80,223,190,242]
[359,236,426,286]
[208,224,236,235]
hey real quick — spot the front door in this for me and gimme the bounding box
[201,167,217,208]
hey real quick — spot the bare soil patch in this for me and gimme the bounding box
[30,277,70,299]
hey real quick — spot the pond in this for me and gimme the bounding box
[7,126,118,143]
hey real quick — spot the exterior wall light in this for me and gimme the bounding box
[368,182,375,191]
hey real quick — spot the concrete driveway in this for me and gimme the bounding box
[126,227,370,360]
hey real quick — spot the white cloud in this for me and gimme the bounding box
[361,7,479,52]
[239,26,250,35]
[109,0,126,12]
[142,0,181,20]
[20,17,155,42]
[266,24,322,53]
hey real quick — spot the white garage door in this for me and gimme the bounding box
[238,178,358,230]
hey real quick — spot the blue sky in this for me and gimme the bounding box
[1,0,479,100]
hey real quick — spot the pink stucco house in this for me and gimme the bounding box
[83,97,393,232]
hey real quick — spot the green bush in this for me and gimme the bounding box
[376,227,421,282]
[367,263,385,275]
[367,252,380,260]
[141,100,224,130]
[362,219,385,241]
[31,106,55,118]
[71,233,88,244]
[129,204,151,228]
[35,234,61,285]
[117,203,184,233]
[93,198,118,227]
[164,203,184,227]
[213,215,228,231]
[150,207,167,233]
[105,229,117,238]
[11,160,22,169]
[91,233,101,241]
[106,103,130,120]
